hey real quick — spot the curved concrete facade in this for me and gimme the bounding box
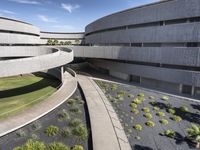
[0,17,40,44]
[82,0,200,97]
[40,32,84,45]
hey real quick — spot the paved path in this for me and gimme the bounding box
[0,71,77,137]
[77,74,131,150]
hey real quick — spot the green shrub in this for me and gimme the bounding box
[130,103,137,109]
[16,129,26,138]
[156,111,165,117]
[161,96,169,101]
[131,108,139,114]
[71,145,84,150]
[30,134,39,140]
[180,106,189,112]
[167,108,176,114]
[138,93,145,97]
[134,124,143,131]
[128,94,134,98]
[149,96,155,99]
[72,125,88,141]
[146,121,155,127]
[62,127,71,138]
[117,90,126,97]
[159,119,169,125]
[142,107,150,113]
[45,125,59,136]
[31,121,42,131]
[133,98,142,104]
[70,106,82,114]
[57,109,70,121]
[144,113,153,119]
[47,142,69,150]
[111,84,118,91]
[171,115,182,122]
[67,99,76,106]
[153,106,160,111]
[69,119,83,128]
[149,100,156,105]
[161,130,176,138]
[186,123,200,143]
[13,139,46,150]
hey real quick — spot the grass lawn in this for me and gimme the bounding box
[0,75,60,119]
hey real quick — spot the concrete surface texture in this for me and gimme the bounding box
[77,74,131,150]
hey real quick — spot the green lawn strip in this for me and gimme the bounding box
[0,76,59,119]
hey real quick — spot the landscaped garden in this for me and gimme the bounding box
[0,88,91,150]
[0,75,60,119]
[95,80,200,150]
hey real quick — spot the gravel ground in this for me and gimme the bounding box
[0,87,92,150]
[95,80,200,150]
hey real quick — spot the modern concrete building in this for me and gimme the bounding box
[1,0,200,98]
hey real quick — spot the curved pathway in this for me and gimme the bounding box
[0,71,77,137]
[77,74,131,150]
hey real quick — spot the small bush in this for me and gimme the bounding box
[16,129,26,138]
[142,107,150,113]
[138,93,145,97]
[180,106,189,112]
[161,96,169,101]
[71,145,84,150]
[161,130,176,138]
[146,121,155,127]
[144,113,153,119]
[134,124,143,131]
[117,90,126,97]
[111,84,118,91]
[130,103,137,109]
[159,119,169,125]
[167,108,176,114]
[67,99,76,106]
[171,115,182,122]
[149,100,156,105]
[13,139,46,150]
[69,119,83,128]
[31,121,42,131]
[72,125,88,141]
[70,106,82,114]
[131,108,139,114]
[153,106,160,111]
[30,134,38,140]
[133,98,142,104]
[62,127,71,138]
[149,96,155,99]
[128,94,134,98]
[57,109,70,121]
[45,125,59,136]
[47,142,69,150]
[156,111,165,117]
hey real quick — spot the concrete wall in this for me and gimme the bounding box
[0,17,40,44]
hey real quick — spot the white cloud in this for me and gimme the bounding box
[9,0,40,5]
[0,10,16,15]
[61,3,80,13]
[38,15,57,23]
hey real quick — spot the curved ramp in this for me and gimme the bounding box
[0,47,73,78]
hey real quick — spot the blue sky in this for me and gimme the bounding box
[0,0,159,32]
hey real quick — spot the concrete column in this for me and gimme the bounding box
[61,66,64,83]
[179,84,183,93]
[191,86,195,96]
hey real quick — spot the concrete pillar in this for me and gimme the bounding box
[179,84,183,93]
[191,86,195,96]
[61,66,64,83]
